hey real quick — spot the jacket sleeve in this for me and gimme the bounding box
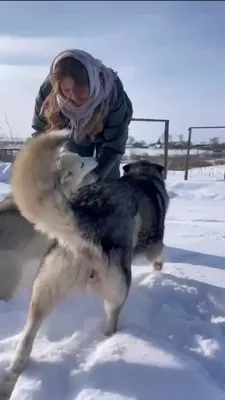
[31,77,52,135]
[31,77,69,136]
[94,79,133,180]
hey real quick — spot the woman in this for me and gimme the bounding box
[31,49,133,182]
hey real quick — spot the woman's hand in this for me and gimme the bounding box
[79,170,99,188]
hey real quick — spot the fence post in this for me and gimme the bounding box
[184,127,192,181]
[163,120,169,179]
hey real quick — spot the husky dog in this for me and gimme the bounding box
[8,129,169,378]
[0,149,98,300]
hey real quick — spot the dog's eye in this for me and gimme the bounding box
[81,162,84,169]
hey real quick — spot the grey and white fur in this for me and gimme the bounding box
[0,148,98,301]
[5,129,169,385]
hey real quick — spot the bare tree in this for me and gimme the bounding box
[178,134,184,143]
[0,112,15,143]
[160,133,172,143]
[127,135,135,145]
[0,112,25,152]
[4,111,14,141]
[210,137,220,146]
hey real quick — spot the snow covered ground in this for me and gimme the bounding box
[125,147,207,157]
[1,162,225,399]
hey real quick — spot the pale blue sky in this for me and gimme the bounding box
[0,1,224,143]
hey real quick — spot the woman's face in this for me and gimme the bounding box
[60,76,89,106]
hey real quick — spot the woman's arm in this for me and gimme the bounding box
[94,78,133,180]
[31,77,52,135]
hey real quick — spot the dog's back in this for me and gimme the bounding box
[69,159,169,271]
[69,179,139,286]
[121,160,169,265]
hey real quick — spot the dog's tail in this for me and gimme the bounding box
[12,130,79,249]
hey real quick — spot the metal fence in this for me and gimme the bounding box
[0,117,170,179]
[131,118,170,179]
[0,148,20,163]
[184,125,225,180]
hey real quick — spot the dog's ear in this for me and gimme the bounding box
[155,164,164,175]
[123,163,133,173]
[60,169,73,185]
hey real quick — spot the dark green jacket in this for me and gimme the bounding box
[31,76,133,181]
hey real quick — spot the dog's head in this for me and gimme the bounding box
[123,160,164,180]
[56,151,97,198]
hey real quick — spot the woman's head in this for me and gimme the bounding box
[41,49,117,135]
[50,57,90,107]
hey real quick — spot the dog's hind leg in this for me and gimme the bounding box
[103,288,127,337]
[8,246,82,376]
[146,241,164,271]
[153,253,164,271]
[89,252,132,336]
